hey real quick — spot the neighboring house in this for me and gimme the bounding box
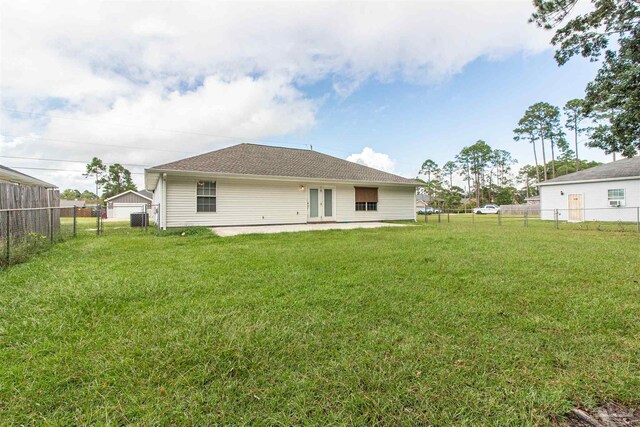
[105,190,153,220]
[415,194,441,211]
[538,156,640,222]
[59,199,90,217]
[60,199,86,209]
[145,143,419,229]
[524,195,540,205]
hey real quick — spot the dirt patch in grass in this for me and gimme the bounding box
[560,402,640,426]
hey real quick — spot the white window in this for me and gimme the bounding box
[196,181,216,212]
[607,188,625,206]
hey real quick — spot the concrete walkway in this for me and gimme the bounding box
[212,221,407,237]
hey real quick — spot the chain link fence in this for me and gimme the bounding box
[1,204,160,267]
[417,206,640,233]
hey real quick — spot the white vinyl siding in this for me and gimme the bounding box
[166,175,307,227]
[335,184,415,222]
[540,178,640,222]
[163,174,417,227]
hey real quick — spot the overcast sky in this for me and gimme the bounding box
[1,0,605,192]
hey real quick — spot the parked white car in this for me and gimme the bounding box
[474,204,500,214]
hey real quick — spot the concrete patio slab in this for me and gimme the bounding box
[211,221,407,237]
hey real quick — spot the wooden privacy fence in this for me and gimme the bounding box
[499,204,540,216]
[60,207,94,217]
[0,183,60,244]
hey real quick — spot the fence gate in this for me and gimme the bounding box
[567,194,584,222]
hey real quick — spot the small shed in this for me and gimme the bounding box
[105,190,153,220]
[538,157,640,222]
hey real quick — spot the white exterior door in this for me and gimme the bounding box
[307,186,335,222]
[567,194,584,222]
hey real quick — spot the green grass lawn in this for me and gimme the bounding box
[1,219,639,425]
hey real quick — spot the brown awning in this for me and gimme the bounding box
[355,187,378,202]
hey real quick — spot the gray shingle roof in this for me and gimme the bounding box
[539,156,640,185]
[150,144,419,185]
[138,190,153,199]
[60,199,86,208]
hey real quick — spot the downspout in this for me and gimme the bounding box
[161,173,167,230]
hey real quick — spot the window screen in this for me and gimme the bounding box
[196,181,216,212]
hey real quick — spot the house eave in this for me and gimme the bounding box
[144,168,420,191]
[537,175,640,187]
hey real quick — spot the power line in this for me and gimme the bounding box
[6,166,145,175]
[0,155,149,168]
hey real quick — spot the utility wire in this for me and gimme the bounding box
[0,155,149,168]
[0,133,195,154]
[6,165,145,175]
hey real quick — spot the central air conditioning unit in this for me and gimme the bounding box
[609,200,621,207]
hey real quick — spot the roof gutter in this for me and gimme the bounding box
[537,175,640,187]
[144,168,421,187]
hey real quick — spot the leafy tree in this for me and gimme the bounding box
[548,112,566,178]
[556,137,576,175]
[101,163,137,199]
[458,141,493,207]
[441,161,457,188]
[419,159,439,206]
[531,0,639,157]
[414,177,428,195]
[588,111,635,159]
[455,151,471,196]
[495,187,517,205]
[514,114,541,183]
[419,159,439,183]
[61,189,81,200]
[84,157,107,202]
[563,98,588,170]
[492,149,516,186]
[514,102,562,180]
[80,190,98,200]
[443,185,465,208]
[517,165,540,198]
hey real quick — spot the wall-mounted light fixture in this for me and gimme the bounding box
[560,191,564,195]
[299,185,305,191]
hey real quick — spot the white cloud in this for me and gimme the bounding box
[0,0,550,190]
[347,147,396,172]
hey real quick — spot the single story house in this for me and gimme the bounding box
[59,199,94,217]
[524,195,540,205]
[415,194,444,211]
[105,190,153,220]
[60,199,86,209]
[145,143,419,229]
[538,156,639,222]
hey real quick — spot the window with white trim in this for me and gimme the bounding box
[196,180,216,212]
[607,188,625,206]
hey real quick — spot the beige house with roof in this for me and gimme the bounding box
[145,144,419,229]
